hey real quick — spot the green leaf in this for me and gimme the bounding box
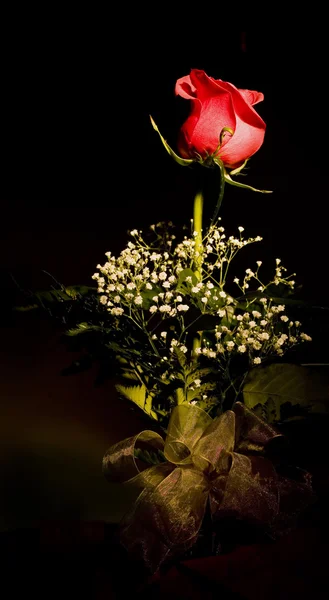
[140,285,163,309]
[65,285,96,297]
[176,268,199,292]
[66,322,102,336]
[186,367,213,385]
[243,363,329,421]
[175,387,186,405]
[174,346,187,369]
[13,304,39,312]
[115,383,158,420]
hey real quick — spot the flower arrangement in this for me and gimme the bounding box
[81,69,313,428]
[15,68,326,574]
[92,220,310,425]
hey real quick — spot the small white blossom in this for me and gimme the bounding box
[111,307,124,316]
[252,311,262,319]
[159,305,171,313]
[300,333,312,341]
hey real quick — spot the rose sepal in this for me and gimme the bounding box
[224,170,273,194]
[150,116,195,166]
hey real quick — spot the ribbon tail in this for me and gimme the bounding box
[119,466,209,573]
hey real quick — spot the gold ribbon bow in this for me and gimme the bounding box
[103,402,313,573]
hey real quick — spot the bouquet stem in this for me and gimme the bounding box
[192,190,204,357]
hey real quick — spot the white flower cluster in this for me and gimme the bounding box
[91,220,311,368]
[196,302,310,366]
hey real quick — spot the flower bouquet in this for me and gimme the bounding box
[14,69,328,577]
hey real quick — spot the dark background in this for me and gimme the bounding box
[1,18,329,530]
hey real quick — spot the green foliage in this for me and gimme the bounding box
[14,285,96,312]
[115,382,159,420]
[243,363,329,423]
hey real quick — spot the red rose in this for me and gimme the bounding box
[175,69,266,169]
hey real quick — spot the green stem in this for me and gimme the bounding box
[210,160,225,227]
[192,190,204,357]
[193,190,203,279]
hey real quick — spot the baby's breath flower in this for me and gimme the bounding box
[252,311,262,318]
[300,332,312,341]
[159,305,171,313]
[111,307,124,316]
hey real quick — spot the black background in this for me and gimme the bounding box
[2,22,329,303]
